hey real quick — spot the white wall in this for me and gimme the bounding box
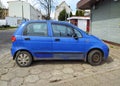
[91,0,120,44]
[22,2,30,20]
[0,1,2,8]
[6,17,22,27]
[78,20,87,31]
[8,1,42,20]
[0,19,6,26]
[9,2,23,18]
[30,6,42,20]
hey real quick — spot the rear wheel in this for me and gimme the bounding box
[15,51,33,67]
[88,50,103,66]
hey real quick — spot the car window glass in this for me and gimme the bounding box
[52,24,74,37]
[66,26,74,37]
[74,29,82,37]
[23,23,47,36]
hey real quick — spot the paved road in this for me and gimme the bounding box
[0,29,15,57]
[0,44,120,86]
[0,29,15,45]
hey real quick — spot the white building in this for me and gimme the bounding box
[0,1,2,8]
[8,1,42,20]
[54,1,72,20]
[0,0,5,8]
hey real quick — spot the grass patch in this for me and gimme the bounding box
[110,45,114,48]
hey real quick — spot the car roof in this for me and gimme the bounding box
[24,20,70,25]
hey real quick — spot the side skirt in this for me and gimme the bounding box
[33,52,85,60]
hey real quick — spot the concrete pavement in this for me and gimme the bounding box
[0,29,15,58]
[52,68,120,86]
[0,44,120,86]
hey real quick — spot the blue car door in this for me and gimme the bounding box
[51,23,86,59]
[22,22,52,58]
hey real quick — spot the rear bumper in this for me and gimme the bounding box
[11,46,18,59]
[11,48,15,59]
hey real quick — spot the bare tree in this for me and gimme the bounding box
[36,0,55,20]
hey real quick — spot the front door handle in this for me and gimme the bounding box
[24,38,30,40]
[55,38,60,41]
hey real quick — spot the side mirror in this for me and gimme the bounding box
[73,33,78,40]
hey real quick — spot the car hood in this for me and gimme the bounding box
[89,35,103,42]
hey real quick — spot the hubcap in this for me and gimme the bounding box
[92,53,100,63]
[17,53,30,66]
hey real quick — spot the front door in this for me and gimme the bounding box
[51,23,85,59]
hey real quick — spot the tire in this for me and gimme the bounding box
[15,51,33,67]
[88,50,103,66]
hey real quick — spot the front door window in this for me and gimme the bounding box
[52,24,74,37]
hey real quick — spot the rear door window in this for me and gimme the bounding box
[23,22,48,36]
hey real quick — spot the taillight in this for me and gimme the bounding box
[11,36,16,42]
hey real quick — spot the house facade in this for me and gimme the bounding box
[8,1,42,20]
[77,0,120,44]
[54,1,72,20]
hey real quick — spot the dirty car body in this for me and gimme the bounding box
[11,20,109,67]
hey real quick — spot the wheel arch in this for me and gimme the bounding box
[13,49,34,60]
[86,48,104,62]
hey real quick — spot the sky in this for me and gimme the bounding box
[1,0,80,18]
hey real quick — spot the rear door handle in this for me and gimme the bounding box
[24,38,30,40]
[55,38,60,41]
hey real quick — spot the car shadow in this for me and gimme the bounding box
[31,56,114,67]
[101,56,114,65]
[32,60,86,67]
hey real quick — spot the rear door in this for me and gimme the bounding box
[22,21,52,58]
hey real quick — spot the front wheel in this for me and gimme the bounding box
[88,50,103,66]
[15,51,33,67]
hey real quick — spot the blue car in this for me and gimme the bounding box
[11,20,109,67]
